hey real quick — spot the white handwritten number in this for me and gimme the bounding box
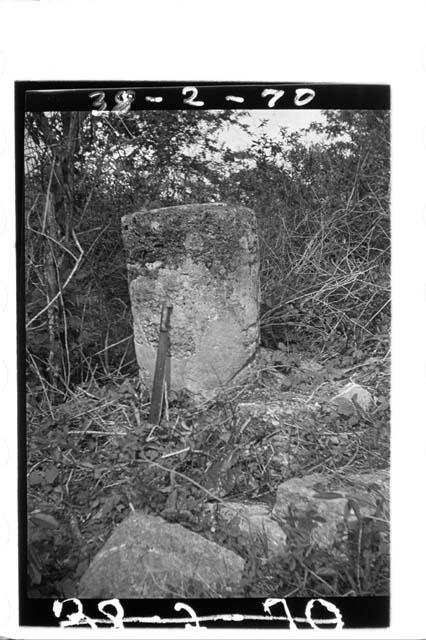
[112,89,136,113]
[263,598,298,630]
[89,91,107,115]
[261,89,285,108]
[175,602,206,629]
[305,598,344,630]
[294,88,315,106]
[53,598,97,629]
[51,596,344,629]
[98,599,124,629]
[182,86,204,107]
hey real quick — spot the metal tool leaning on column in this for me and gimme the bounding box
[148,302,173,425]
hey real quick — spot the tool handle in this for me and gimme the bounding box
[160,302,173,332]
[149,302,173,425]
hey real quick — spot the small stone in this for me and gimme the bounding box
[334,383,373,412]
[333,397,355,416]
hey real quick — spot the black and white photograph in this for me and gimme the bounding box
[19,83,390,629]
[2,1,426,637]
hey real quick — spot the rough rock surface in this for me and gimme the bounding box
[273,469,389,550]
[204,501,287,558]
[78,512,244,598]
[333,383,373,412]
[121,203,260,398]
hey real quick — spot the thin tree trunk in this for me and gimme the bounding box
[44,191,61,395]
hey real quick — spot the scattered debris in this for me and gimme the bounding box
[27,350,390,598]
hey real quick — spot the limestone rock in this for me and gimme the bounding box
[273,470,389,550]
[333,383,373,412]
[121,203,260,399]
[204,501,287,558]
[78,512,244,598]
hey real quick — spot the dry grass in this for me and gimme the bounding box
[27,343,390,599]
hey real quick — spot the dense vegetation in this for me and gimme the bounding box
[25,108,390,598]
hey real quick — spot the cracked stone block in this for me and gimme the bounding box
[122,203,260,398]
[78,512,244,598]
[273,470,389,550]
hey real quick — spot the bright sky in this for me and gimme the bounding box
[222,109,325,150]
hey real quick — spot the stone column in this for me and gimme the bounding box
[121,203,260,399]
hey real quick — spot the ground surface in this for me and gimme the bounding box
[27,340,390,598]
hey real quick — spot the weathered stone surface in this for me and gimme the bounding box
[273,469,389,550]
[122,203,260,398]
[204,501,287,558]
[78,512,244,598]
[333,383,373,412]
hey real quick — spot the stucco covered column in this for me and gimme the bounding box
[121,203,260,399]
